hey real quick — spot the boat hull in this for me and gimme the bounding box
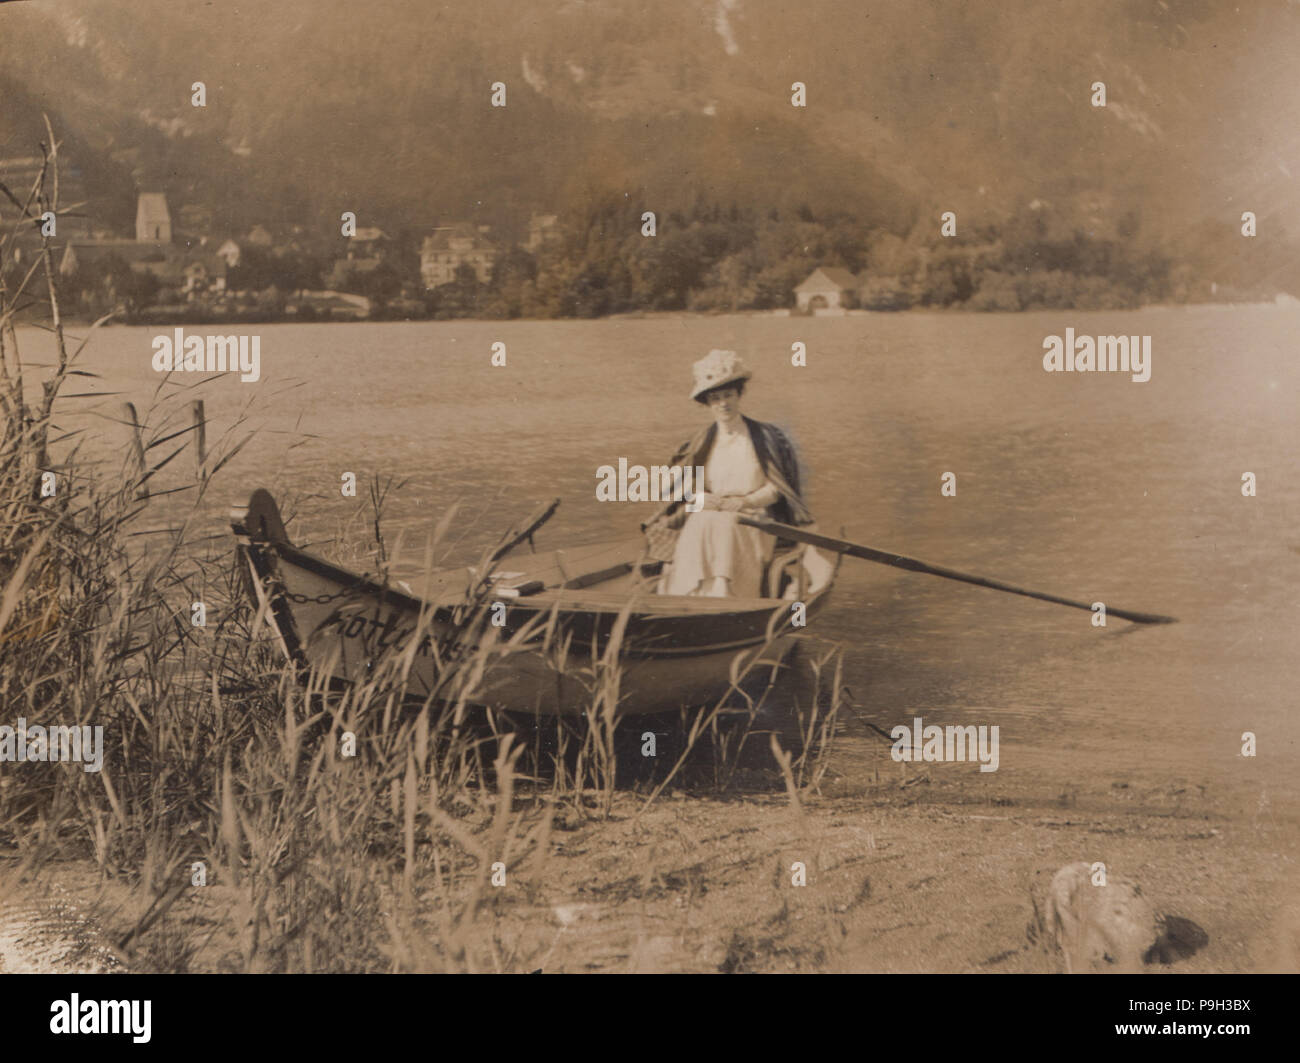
[231,490,834,716]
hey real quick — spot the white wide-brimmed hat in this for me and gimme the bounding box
[691,349,753,403]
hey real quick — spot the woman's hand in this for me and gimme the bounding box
[716,495,745,512]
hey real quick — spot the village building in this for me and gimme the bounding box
[215,239,241,269]
[526,213,560,253]
[420,223,498,287]
[60,244,225,304]
[59,240,170,281]
[58,240,176,311]
[794,266,860,313]
[350,227,389,256]
[181,255,228,297]
[135,192,172,243]
[52,193,237,308]
[330,225,391,288]
[327,256,383,290]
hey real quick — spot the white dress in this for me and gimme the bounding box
[660,425,774,598]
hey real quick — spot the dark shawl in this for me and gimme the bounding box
[646,416,813,532]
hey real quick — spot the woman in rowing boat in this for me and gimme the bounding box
[647,349,814,598]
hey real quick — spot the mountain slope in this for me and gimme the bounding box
[1,0,1296,276]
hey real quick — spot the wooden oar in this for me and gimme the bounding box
[739,516,1177,624]
[494,562,635,599]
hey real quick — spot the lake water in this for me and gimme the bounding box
[16,307,1300,819]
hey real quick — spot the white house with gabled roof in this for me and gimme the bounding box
[794,266,860,312]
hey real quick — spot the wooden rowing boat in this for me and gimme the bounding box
[230,489,837,716]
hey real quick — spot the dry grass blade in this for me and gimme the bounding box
[0,516,61,637]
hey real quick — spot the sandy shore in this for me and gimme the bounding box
[7,731,1296,974]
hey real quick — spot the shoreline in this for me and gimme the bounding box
[43,297,1299,330]
[6,738,1295,974]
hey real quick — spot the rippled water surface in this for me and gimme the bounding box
[20,307,1300,815]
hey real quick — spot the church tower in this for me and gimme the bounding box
[136,192,172,243]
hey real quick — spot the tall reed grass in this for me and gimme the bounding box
[1,134,843,972]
